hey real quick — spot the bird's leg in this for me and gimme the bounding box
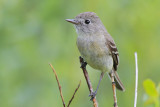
[89,72,104,100]
[111,72,118,107]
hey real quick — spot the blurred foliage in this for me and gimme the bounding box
[0,0,160,107]
[143,79,160,107]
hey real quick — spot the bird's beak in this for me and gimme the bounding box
[65,19,79,25]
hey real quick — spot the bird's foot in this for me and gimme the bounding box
[80,61,87,68]
[89,91,97,101]
[80,56,87,68]
[79,56,87,68]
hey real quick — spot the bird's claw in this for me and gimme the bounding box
[89,91,97,101]
[80,61,87,68]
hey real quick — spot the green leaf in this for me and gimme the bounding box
[144,97,155,106]
[143,79,158,97]
[158,83,160,96]
[155,99,159,107]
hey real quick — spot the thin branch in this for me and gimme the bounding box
[49,64,65,107]
[67,80,81,107]
[134,52,138,107]
[111,72,118,107]
[79,56,98,107]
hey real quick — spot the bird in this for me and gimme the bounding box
[66,12,125,106]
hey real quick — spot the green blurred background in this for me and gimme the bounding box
[0,0,160,107]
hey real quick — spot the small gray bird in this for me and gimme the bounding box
[66,12,125,105]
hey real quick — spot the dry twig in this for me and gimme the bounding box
[49,63,81,107]
[79,56,98,107]
[67,80,81,107]
[49,64,65,107]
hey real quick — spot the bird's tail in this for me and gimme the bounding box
[109,70,125,91]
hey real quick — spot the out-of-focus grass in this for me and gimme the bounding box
[0,0,160,107]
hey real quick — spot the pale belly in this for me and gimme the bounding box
[77,35,113,72]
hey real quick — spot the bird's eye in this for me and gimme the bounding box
[85,20,90,24]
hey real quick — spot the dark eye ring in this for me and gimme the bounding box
[85,20,90,24]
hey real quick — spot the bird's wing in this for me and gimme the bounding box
[105,34,119,71]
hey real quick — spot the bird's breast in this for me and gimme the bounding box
[76,35,113,72]
[77,35,107,57]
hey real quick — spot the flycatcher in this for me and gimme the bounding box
[66,12,125,106]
